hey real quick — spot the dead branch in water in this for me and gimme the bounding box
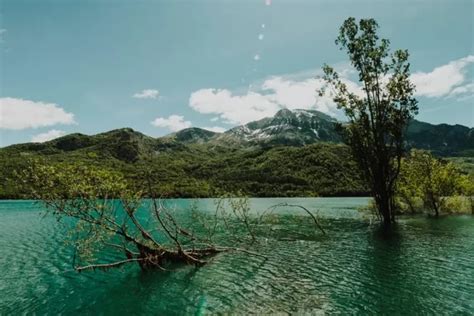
[261,203,326,235]
[20,162,270,272]
[75,258,146,272]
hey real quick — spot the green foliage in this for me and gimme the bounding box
[458,174,474,214]
[20,160,129,200]
[396,150,471,215]
[0,141,368,199]
[446,157,474,175]
[17,161,139,264]
[320,17,418,224]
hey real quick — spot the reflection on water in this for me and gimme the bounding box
[0,198,473,314]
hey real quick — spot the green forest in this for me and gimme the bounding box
[0,136,367,199]
[2,126,473,201]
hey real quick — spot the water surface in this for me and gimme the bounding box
[0,198,473,314]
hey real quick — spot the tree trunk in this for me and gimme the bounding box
[433,202,439,217]
[390,195,396,223]
[381,200,392,227]
[375,190,392,227]
[430,193,439,217]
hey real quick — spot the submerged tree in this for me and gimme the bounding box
[320,18,418,226]
[460,175,474,215]
[397,150,467,216]
[20,161,324,272]
[19,162,263,271]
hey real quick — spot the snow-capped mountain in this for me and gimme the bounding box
[164,108,473,154]
[190,108,472,154]
[216,109,342,146]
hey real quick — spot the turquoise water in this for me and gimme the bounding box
[1,198,473,315]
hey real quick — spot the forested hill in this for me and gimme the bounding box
[0,109,472,199]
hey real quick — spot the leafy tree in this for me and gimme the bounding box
[459,175,474,214]
[396,158,422,214]
[320,17,418,225]
[397,150,466,216]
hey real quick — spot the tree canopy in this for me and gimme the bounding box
[397,150,473,216]
[320,17,418,225]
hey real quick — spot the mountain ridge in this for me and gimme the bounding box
[4,109,472,157]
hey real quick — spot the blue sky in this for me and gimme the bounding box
[0,0,473,146]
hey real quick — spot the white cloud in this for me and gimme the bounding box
[0,97,75,130]
[189,56,473,126]
[151,115,191,132]
[31,129,66,143]
[189,75,351,125]
[202,126,226,133]
[261,76,344,114]
[133,89,160,99]
[258,34,264,40]
[190,88,280,124]
[411,55,474,98]
[450,82,474,96]
[254,54,260,61]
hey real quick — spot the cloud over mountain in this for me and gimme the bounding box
[151,115,192,132]
[31,129,66,143]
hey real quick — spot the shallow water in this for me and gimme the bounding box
[0,198,473,315]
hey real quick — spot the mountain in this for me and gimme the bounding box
[6,128,170,163]
[200,109,473,155]
[0,109,472,199]
[2,109,472,157]
[215,109,342,147]
[164,128,219,144]
[406,120,474,156]
[0,132,367,199]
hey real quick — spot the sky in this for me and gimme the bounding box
[0,0,473,147]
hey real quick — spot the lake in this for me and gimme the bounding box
[0,198,473,315]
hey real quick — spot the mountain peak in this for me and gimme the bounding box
[167,127,218,144]
[98,127,149,139]
[275,108,295,118]
[221,108,341,146]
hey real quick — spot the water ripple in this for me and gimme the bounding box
[0,199,473,315]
